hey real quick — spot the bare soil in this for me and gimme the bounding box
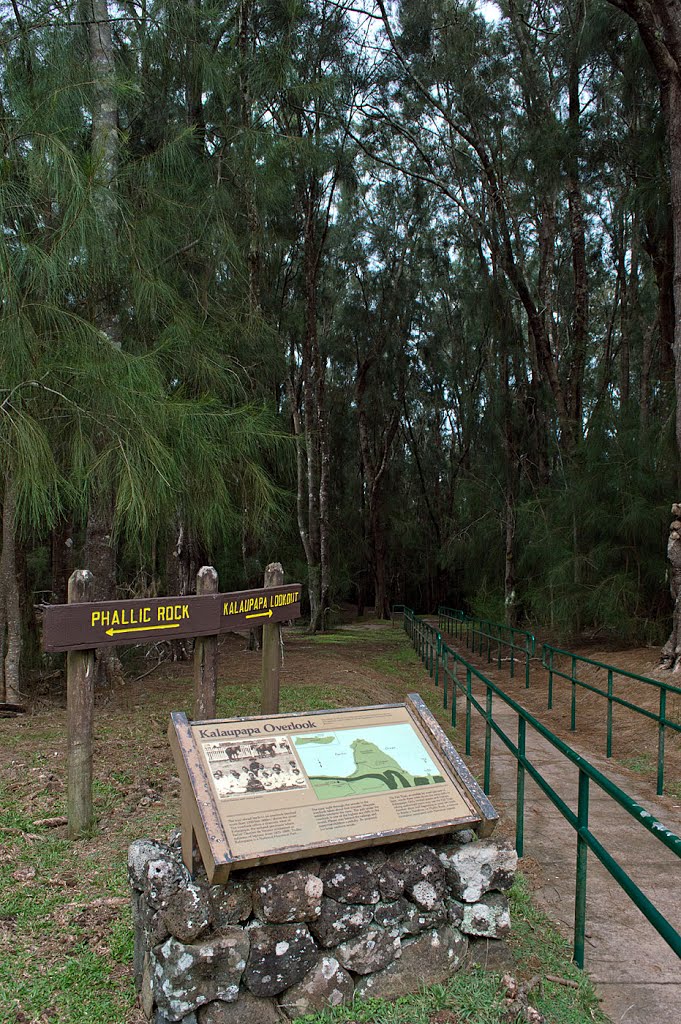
[458,633,681,804]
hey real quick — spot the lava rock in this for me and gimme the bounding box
[438,841,517,903]
[210,883,253,927]
[160,882,213,944]
[373,898,446,937]
[456,893,511,938]
[354,925,467,999]
[144,856,188,913]
[151,929,250,1020]
[331,926,400,975]
[377,863,404,901]
[154,1012,197,1024]
[319,856,380,904]
[309,898,373,948]
[198,992,286,1023]
[278,956,354,1018]
[129,840,173,891]
[252,870,323,923]
[243,924,318,997]
[467,936,515,971]
[387,845,446,909]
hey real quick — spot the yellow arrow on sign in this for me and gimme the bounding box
[105,623,180,637]
[245,609,273,620]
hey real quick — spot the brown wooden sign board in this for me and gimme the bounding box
[42,585,302,653]
[168,693,498,883]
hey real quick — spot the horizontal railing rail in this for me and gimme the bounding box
[439,607,536,688]
[541,644,681,796]
[402,607,681,969]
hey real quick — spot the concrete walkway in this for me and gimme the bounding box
[450,665,681,1024]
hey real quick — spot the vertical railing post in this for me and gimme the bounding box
[548,648,554,710]
[515,718,526,858]
[510,640,515,679]
[465,667,472,756]
[570,654,577,731]
[525,641,530,689]
[435,633,441,688]
[606,669,613,758]
[484,686,493,794]
[451,657,458,728]
[443,648,448,709]
[657,688,667,796]
[574,769,590,969]
[497,625,502,670]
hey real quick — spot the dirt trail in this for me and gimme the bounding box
[444,644,681,1024]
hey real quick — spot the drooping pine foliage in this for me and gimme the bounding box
[0,0,679,692]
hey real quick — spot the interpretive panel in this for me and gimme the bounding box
[169,694,498,882]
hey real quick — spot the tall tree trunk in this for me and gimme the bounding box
[356,357,402,621]
[370,503,390,620]
[84,0,122,685]
[88,0,120,347]
[609,0,681,661]
[51,520,74,605]
[85,495,121,685]
[1,475,22,702]
[566,7,588,436]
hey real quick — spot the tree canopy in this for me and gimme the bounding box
[1,0,679,696]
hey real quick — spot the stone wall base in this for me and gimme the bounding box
[129,831,518,1023]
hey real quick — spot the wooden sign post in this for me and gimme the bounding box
[261,562,284,715]
[44,569,302,839]
[66,570,95,838]
[193,566,218,720]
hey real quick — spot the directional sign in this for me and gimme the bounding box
[220,584,301,632]
[43,594,221,653]
[42,584,303,653]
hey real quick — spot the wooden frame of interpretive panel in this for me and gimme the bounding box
[169,693,498,883]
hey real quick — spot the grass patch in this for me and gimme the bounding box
[617,752,655,774]
[665,779,681,799]
[508,874,608,1022]
[216,683,353,719]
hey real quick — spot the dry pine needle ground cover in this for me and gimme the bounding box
[0,621,652,1024]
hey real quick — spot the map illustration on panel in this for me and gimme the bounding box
[293,723,445,800]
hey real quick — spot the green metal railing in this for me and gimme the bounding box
[439,607,536,689]
[541,644,681,795]
[403,607,681,969]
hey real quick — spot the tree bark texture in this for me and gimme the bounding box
[287,179,331,633]
[261,562,283,714]
[193,566,218,720]
[356,354,404,620]
[84,496,121,686]
[661,505,681,669]
[1,475,21,702]
[608,0,681,660]
[67,569,95,838]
